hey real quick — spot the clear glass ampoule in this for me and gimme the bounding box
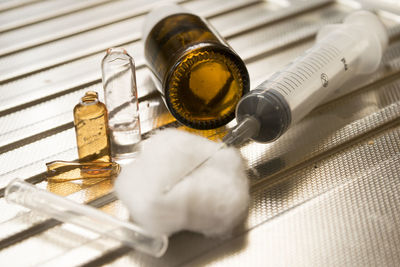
[143,4,250,130]
[101,48,141,161]
[73,91,111,162]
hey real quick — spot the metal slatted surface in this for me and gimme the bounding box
[0,0,399,266]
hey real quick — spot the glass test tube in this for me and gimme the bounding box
[101,48,141,161]
[5,179,168,257]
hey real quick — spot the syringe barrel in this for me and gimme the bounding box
[236,10,388,143]
[5,179,168,257]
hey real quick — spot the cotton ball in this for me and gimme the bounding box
[114,128,249,237]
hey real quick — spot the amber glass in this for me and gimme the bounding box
[73,91,111,162]
[46,160,120,182]
[144,13,249,129]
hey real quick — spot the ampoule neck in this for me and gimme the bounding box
[80,91,99,105]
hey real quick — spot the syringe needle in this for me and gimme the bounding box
[163,117,260,194]
[163,142,227,193]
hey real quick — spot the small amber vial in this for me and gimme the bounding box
[73,91,111,162]
[143,4,250,129]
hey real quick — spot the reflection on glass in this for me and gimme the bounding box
[46,160,120,182]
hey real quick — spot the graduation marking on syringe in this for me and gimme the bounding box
[298,63,314,76]
[294,67,309,79]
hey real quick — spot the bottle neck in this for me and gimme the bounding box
[80,91,99,105]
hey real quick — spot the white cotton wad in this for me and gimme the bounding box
[114,128,249,237]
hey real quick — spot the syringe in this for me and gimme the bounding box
[5,179,168,257]
[224,10,388,145]
[164,10,388,193]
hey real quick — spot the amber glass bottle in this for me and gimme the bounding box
[143,4,249,129]
[73,91,111,162]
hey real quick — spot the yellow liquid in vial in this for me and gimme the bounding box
[73,91,111,162]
